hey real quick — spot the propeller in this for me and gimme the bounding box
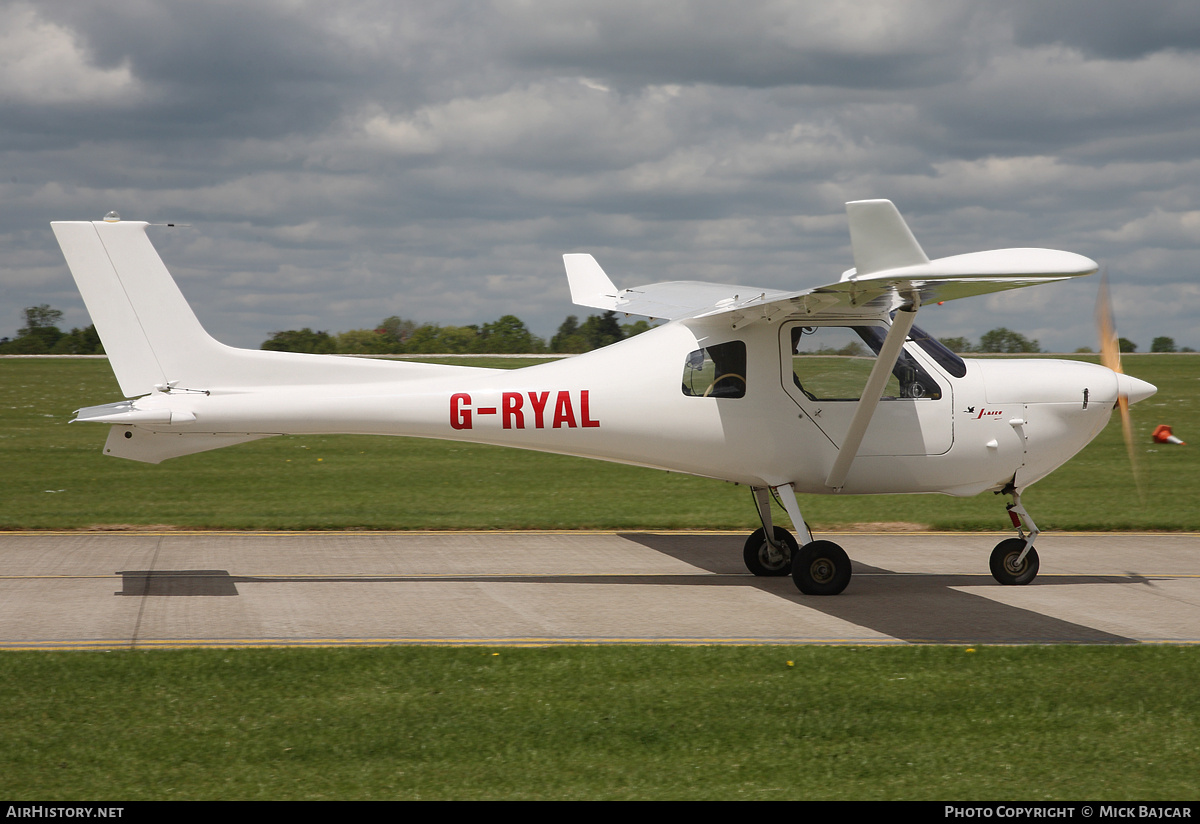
[1095,273,1144,500]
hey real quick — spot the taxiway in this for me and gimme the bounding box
[2,531,1198,649]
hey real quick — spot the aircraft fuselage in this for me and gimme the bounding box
[96,317,1133,499]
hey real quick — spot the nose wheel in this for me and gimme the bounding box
[990,538,1040,586]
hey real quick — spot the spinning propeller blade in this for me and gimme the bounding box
[1096,273,1144,500]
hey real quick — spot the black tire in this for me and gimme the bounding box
[743,527,797,576]
[792,540,851,595]
[989,538,1040,585]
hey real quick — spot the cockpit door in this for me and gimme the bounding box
[779,322,953,457]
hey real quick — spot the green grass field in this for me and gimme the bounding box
[1,354,1196,531]
[2,645,1198,800]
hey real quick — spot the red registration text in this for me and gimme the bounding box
[451,390,600,430]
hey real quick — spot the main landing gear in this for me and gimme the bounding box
[743,527,796,577]
[792,540,852,596]
[990,486,1040,586]
[745,486,852,595]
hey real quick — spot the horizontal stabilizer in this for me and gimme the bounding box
[76,401,173,425]
[75,400,197,425]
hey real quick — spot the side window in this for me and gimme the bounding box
[682,340,746,398]
[908,324,967,378]
[789,325,941,401]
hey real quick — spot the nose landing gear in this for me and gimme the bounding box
[991,487,1040,585]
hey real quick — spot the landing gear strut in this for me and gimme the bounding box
[743,487,800,577]
[990,486,1040,585]
[744,485,851,595]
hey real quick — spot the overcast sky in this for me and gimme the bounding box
[2,0,1198,352]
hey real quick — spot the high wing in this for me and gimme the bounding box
[564,200,1098,325]
[565,199,1099,494]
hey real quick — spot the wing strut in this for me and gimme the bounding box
[823,301,920,491]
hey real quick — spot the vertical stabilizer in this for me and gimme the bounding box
[51,221,216,398]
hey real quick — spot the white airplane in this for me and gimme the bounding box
[52,200,1156,595]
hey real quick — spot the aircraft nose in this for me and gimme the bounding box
[1117,373,1157,405]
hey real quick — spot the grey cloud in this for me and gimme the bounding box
[1,1,1198,354]
[922,47,1200,161]
[1010,0,1200,58]
[496,0,976,90]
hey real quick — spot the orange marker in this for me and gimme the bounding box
[1152,424,1186,445]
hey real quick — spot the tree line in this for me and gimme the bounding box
[937,327,1191,354]
[260,312,656,355]
[0,305,104,355]
[0,305,653,357]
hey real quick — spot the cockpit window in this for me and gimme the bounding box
[682,340,746,398]
[908,324,967,378]
[789,325,942,401]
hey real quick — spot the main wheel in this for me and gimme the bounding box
[792,540,851,595]
[743,527,797,576]
[989,538,1040,585]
